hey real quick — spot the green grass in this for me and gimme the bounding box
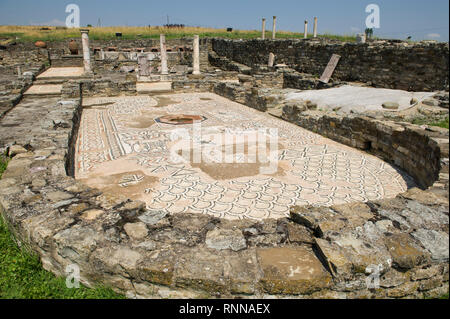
[412,116,449,129]
[0,25,357,42]
[430,117,450,129]
[0,155,124,299]
[0,153,9,179]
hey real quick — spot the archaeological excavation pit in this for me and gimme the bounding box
[75,93,414,220]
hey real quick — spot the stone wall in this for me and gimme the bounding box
[211,39,450,92]
[0,66,44,119]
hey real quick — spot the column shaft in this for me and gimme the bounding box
[193,35,200,75]
[160,34,168,75]
[272,16,277,39]
[313,17,318,38]
[80,30,91,73]
[262,18,266,39]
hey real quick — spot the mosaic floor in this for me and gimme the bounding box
[75,93,414,220]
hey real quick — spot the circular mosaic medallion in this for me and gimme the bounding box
[155,114,207,125]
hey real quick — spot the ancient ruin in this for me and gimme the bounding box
[0,30,449,299]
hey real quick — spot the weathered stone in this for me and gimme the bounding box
[379,269,408,288]
[172,213,213,233]
[401,187,448,206]
[66,202,89,215]
[382,102,399,110]
[8,145,27,157]
[289,205,338,233]
[136,250,175,286]
[205,228,246,251]
[383,233,430,269]
[174,248,257,295]
[80,209,104,221]
[386,282,419,298]
[315,238,353,278]
[21,211,74,251]
[54,225,100,262]
[411,229,449,262]
[287,223,314,244]
[242,227,259,236]
[257,246,332,295]
[134,240,156,251]
[422,98,438,107]
[418,278,443,291]
[52,198,79,209]
[31,178,46,188]
[124,222,149,240]
[46,190,73,202]
[411,265,442,281]
[246,233,285,246]
[331,202,373,228]
[138,210,168,225]
[93,246,142,275]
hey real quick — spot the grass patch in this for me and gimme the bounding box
[412,116,449,129]
[0,25,357,42]
[0,154,9,179]
[0,155,124,299]
[0,216,124,299]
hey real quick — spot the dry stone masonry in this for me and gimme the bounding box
[212,39,449,91]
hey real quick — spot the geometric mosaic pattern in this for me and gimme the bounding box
[75,93,414,220]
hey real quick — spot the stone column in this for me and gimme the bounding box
[356,33,366,43]
[80,29,91,73]
[272,16,277,39]
[160,34,168,75]
[268,53,275,67]
[304,20,308,39]
[17,66,22,77]
[193,35,200,75]
[262,18,266,39]
[313,17,318,38]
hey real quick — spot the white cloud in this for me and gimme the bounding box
[30,19,66,27]
[427,33,441,38]
[350,27,360,33]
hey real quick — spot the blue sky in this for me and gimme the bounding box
[0,0,448,41]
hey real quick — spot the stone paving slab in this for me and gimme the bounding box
[257,246,332,294]
[136,82,172,93]
[37,67,84,79]
[285,85,435,113]
[24,84,63,95]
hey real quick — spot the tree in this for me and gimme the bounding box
[365,28,373,39]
